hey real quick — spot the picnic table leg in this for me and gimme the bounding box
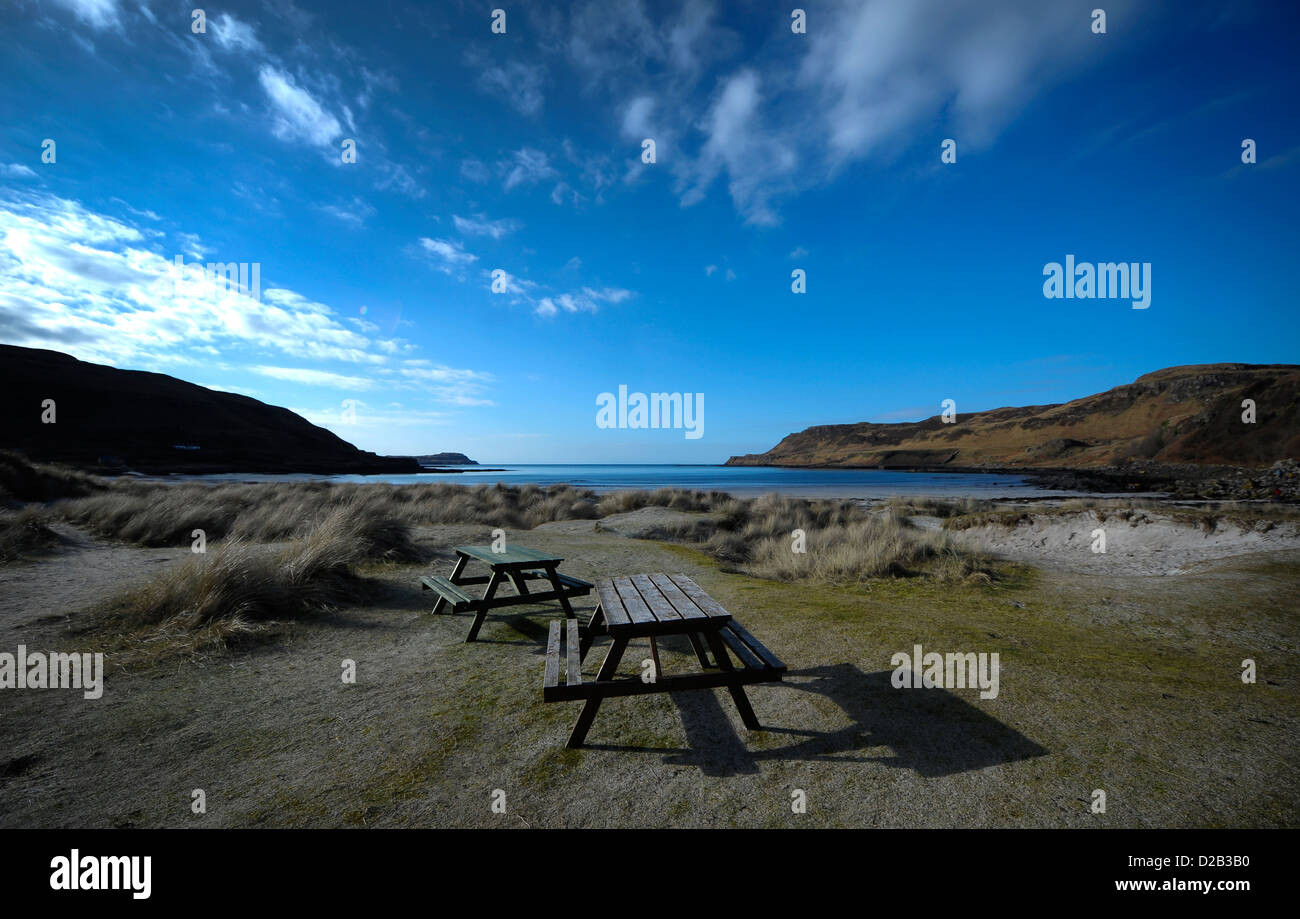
[544,564,578,619]
[568,636,628,748]
[685,632,713,669]
[465,570,504,643]
[580,605,606,660]
[703,630,761,730]
[508,569,531,594]
[433,554,469,615]
[649,637,663,684]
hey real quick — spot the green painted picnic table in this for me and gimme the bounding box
[420,544,594,642]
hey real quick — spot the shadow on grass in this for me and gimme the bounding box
[589,663,1048,779]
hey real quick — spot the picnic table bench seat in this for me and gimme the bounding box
[541,572,785,747]
[420,574,475,611]
[521,569,593,592]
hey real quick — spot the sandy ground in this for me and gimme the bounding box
[1,512,1296,828]
[935,511,1300,576]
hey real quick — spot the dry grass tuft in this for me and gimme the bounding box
[88,501,426,659]
[0,506,61,563]
[0,450,106,503]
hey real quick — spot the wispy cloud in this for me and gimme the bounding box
[49,0,123,31]
[472,55,546,116]
[258,65,343,149]
[502,148,558,191]
[418,237,478,272]
[211,13,263,53]
[535,286,634,318]
[460,158,490,183]
[319,197,377,226]
[452,213,521,239]
[251,366,376,390]
[539,0,1131,225]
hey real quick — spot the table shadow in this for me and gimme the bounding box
[588,662,1047,779]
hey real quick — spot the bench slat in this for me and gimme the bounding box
[648,572,708,620]
[544,620,562,690]
[718,626,764,670]
[521,570,593,592]
[565,618,582,687]
[723,620,786,671]
[630,573,682,623]
[420,575,474,607]
[596,581,632,628]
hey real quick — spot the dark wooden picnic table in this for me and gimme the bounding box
[421,544,593,642]
[543,573,785,748]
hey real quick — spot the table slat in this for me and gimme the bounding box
[649,572,708,620]
[596,581,632,628]
[629,573,682,623]
[456,545,562,566]
[614,577,657,625]
[666,574,731,621]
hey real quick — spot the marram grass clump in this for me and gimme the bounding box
[91,503,422,658]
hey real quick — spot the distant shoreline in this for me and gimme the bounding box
[76,459,1297,503]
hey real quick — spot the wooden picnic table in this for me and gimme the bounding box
[421,544,593,642]
[542,573,785,748]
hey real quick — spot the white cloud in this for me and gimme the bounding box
[546,0,1126,225]
[800,0,1124,163]
[483,269,537,299]
[212,13,262,53]
[680,68,795,226]
[397,366,494,406]
[0,192,496,412]
[375,161,426,199]
[257,66,342,148]
[297,404,453,429]
[0,192,472,384]
[476,58,546,116]
[790,246,808,258]
[175,232,209,259]
[621,95,657,140]
[583,287,633,304]
[0,163,37,178]
[534,286,633,318]
[550,182,581,206]
[452,213,521,239]
[418,237,478,272]
[203,383,261,397]
[320,197,377,226]
[704,264,717,276]
[251,366,376,390]
[502,148,558,191]
[49,0,122,30]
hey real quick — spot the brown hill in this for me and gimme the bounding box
[0,345,423,475]
[726,364,1300,471]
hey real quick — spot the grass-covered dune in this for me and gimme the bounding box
[0,451,995,657]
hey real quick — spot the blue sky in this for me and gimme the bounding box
[1,0,1297,463]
